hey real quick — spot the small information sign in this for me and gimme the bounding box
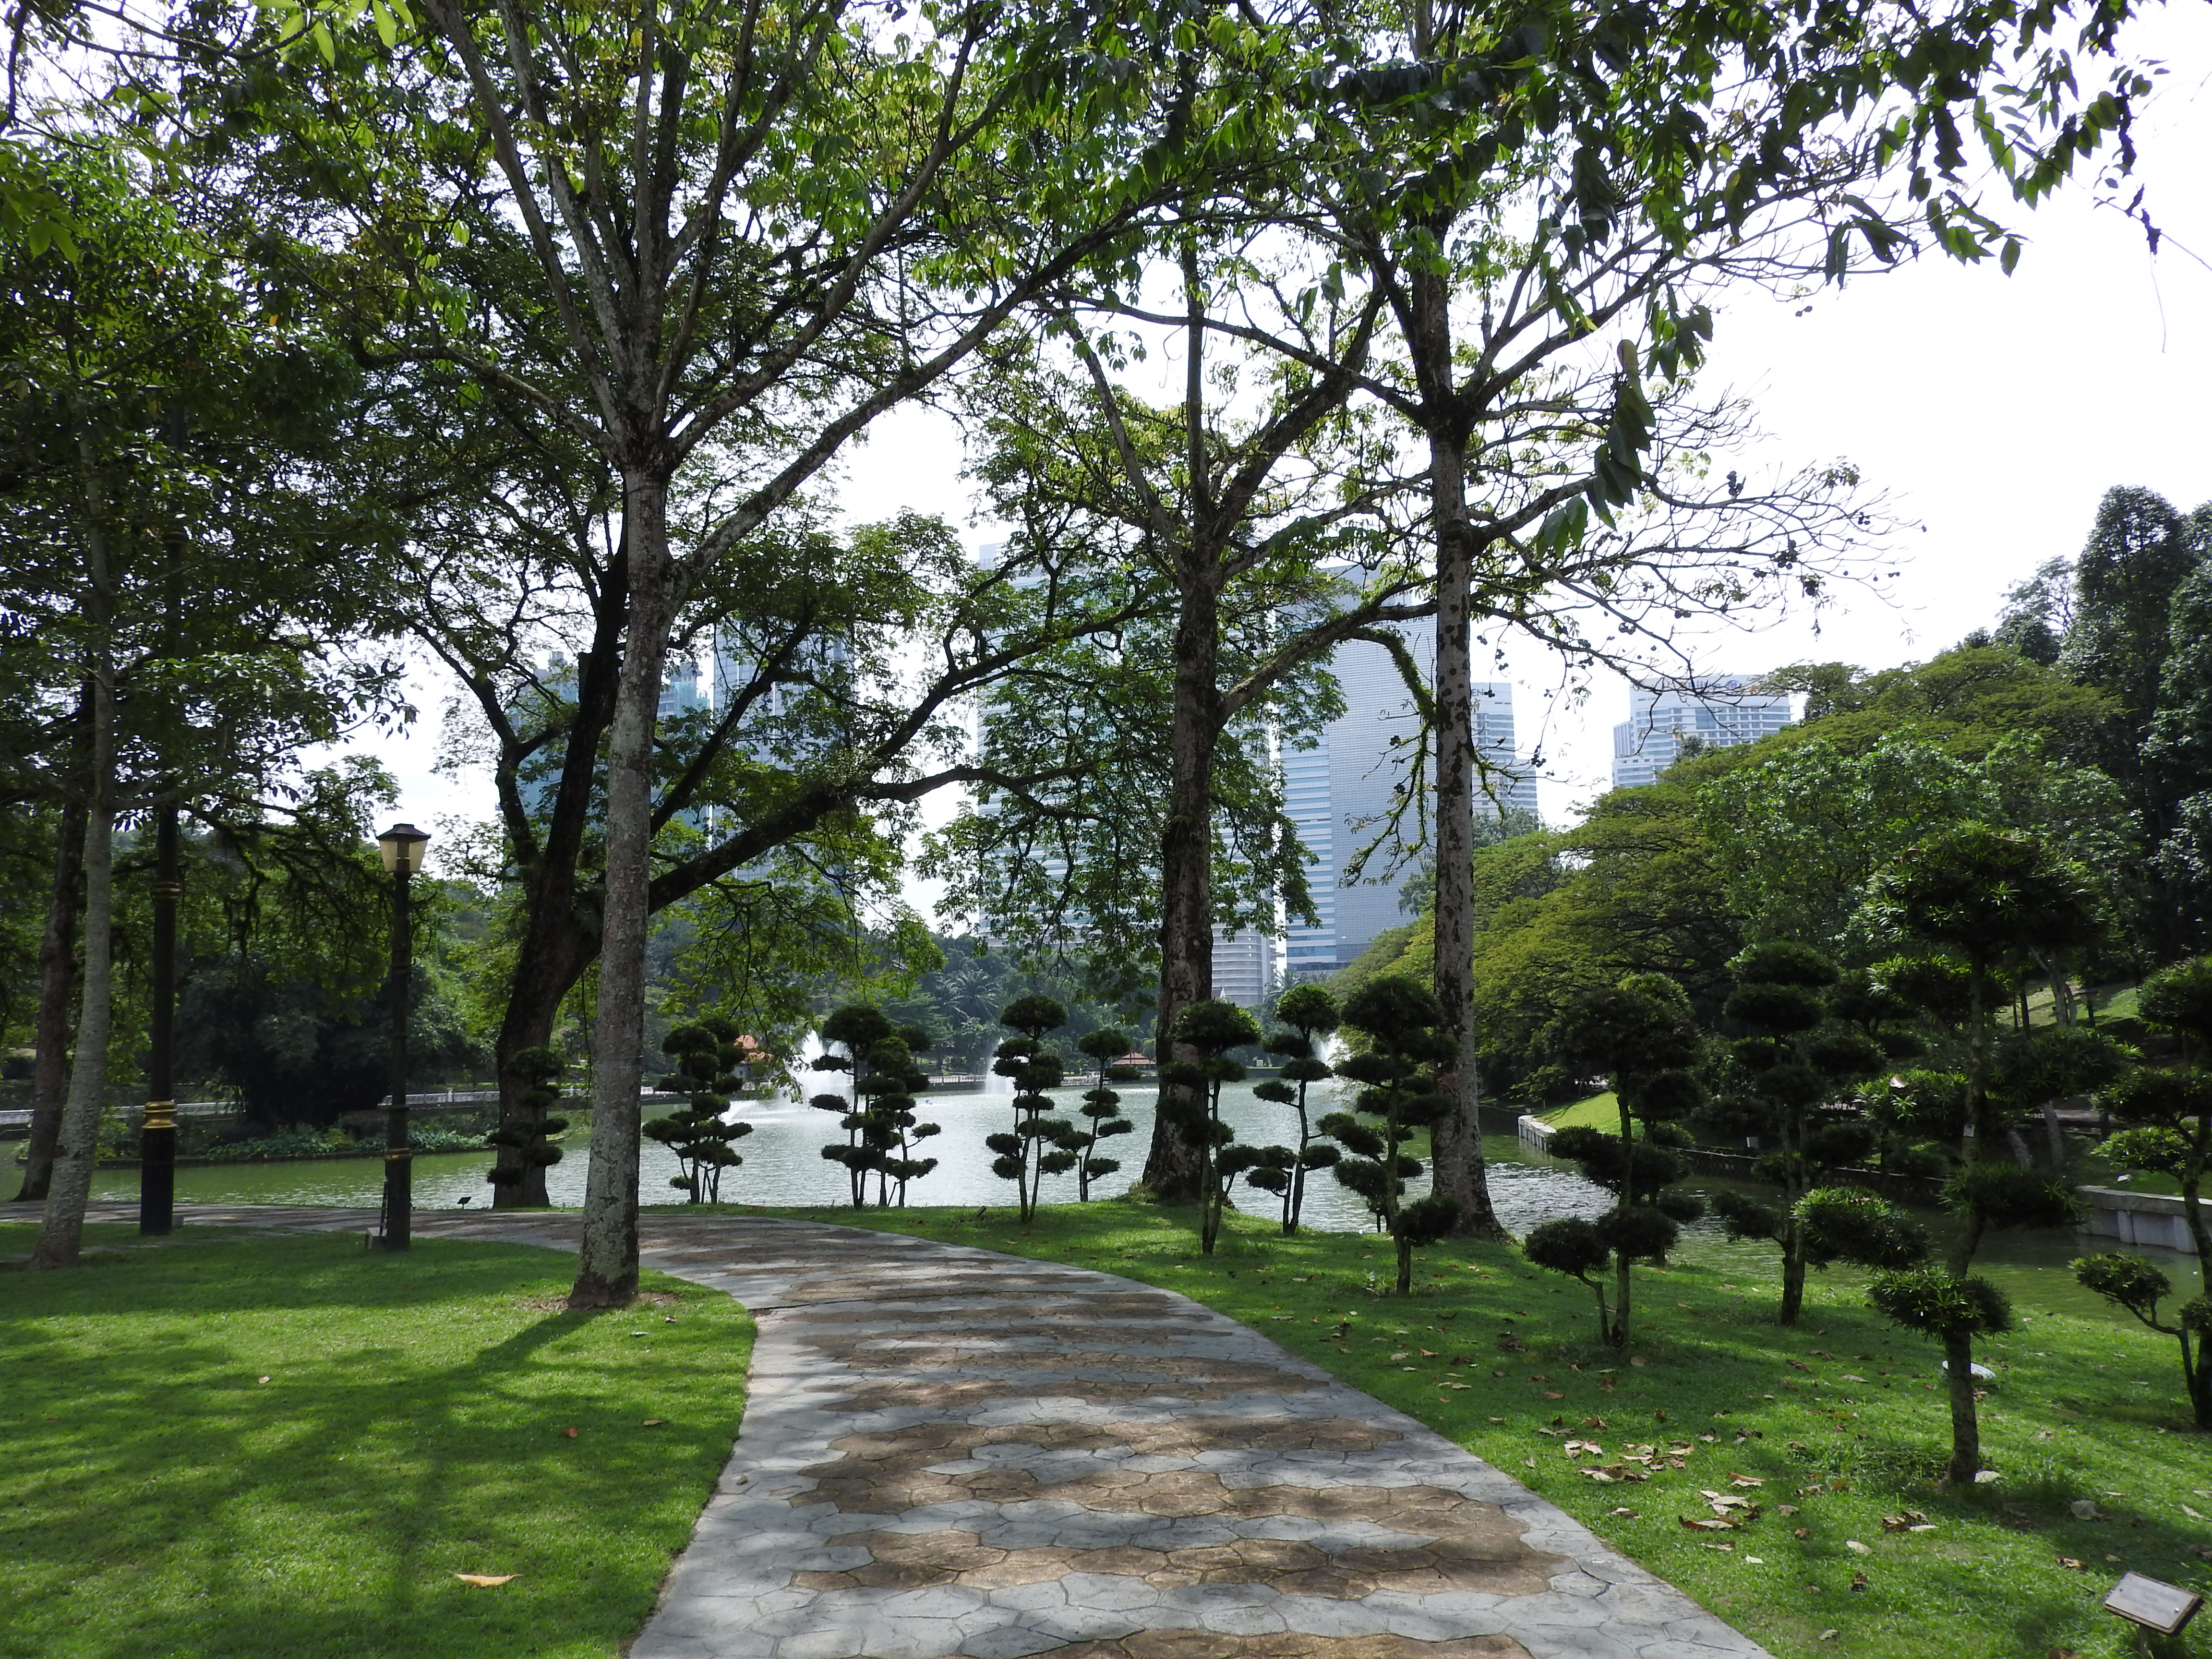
[2104,1572,2203,1635]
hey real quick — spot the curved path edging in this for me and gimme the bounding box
[57,1204,1772,1659]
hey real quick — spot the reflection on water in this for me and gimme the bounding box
[82,1077,2197,1328]
[88,1079,1589,1233]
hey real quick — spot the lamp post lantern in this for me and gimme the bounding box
[372,822,430,1252]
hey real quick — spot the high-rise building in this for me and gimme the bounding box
[514,653,710,826]
[1282,629,1537,978]
[659,657,707,723]
[1211,926,1279,1009]
[1610,677,1794,788]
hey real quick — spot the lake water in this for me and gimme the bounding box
[89,1080,1507,1230]
[85,1077,2195,1326]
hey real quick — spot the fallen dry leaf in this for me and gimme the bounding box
[1793,1527,1811,1540]
[640,1418,666,1427]
[455,1574,517,1587]
[2055,1556,2086,1572]
[1850,1572,1869,1592]
[1543,1391,1565,1400]
[258,1376,271,1385]
[1844,1539,1871,1556]
[562,1426,579,1439]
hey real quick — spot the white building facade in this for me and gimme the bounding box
[1282,627,1538,979]
[1610,677,1794,788]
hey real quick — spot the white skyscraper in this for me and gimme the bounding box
[1610,677,1794,788]
[1282,628,1537,978]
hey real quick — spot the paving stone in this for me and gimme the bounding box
[119,1203,1776,1659]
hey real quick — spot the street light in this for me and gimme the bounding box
[139,802,180,1235]
[371,822,430,1252]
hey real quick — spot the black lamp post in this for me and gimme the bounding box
[372,821,430,1252]
[138,800,181,1235]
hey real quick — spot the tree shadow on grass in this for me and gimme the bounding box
[1,1233,749,1659]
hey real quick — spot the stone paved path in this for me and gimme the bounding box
[48,1203,1770,1659]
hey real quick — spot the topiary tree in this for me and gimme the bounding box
[1254,982,1342,1235]
[2073,954,2212,1422]
[1069,1027,1139,1202]
[1231,1142,1303,1227]
[1987,1021,2135,1167]
[1318,1110,1397,1230]
[1795,1187,1930,1272]
[1159,998,1261,1254]
[485,1045,569,1201]
[1708,942,1889,1323]
[2073,1254,2212,1428]
[1866,1265,2014,1485]
[857,1027,941,1207]
[1527,973,1706,1345]
[1871,1161,2078,1483]
[812,1003,892,1208]
[647,1021,756,1203]
[1334,977,1458,1294]
[987,995,1071,1223]
[1861,824,2103,1154]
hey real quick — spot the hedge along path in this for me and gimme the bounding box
[85,1204,1769,1659]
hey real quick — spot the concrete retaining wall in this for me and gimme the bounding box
[2079,1185,2212,1256]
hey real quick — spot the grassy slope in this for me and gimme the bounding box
[0,1223,751,1659]
[756,1199,2212,1659]
[1539,1092,1621,1130]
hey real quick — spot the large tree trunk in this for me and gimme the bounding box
[1141,580,1221,1203]
[1412,283,1505,1241]
[570,473,677,1308]
[14,793,85,1203]
[491,906,594,1207]
[32,479,116,1272]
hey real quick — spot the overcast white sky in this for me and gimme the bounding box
[360,6,2212,902]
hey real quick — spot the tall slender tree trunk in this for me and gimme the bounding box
[1142,584,1221,1202]
[1941,1329,1982,1484]
[1963,965,1991,1154]
[1411,263,1505,1241]
[1780,1106,1807,1323]
[33,441,117,1270]
[570,473,677,1308]
[1610,1094,1635,1342]
[15,791,86,1203]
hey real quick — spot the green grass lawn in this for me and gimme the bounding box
[0,1222,751,1659]
[1540,1091,1620,1130]
[751,1198,2212,1659]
